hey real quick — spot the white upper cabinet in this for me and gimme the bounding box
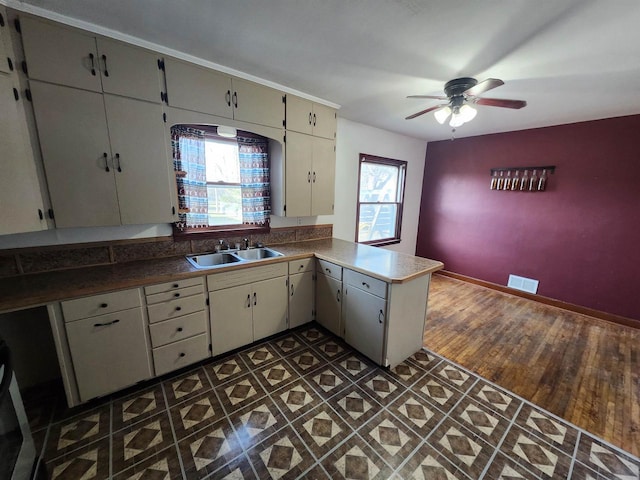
[30,81,174,227]
[163,58,284,129]
[286,94,337,139]
[20,16,162,102]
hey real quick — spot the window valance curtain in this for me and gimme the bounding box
[172,126,209,229]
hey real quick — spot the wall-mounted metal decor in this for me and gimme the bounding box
[490,166,555,191]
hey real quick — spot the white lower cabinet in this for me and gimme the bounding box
[144,277,209,376]
[288,259,315,328]
[343,280,387,365]
[209,263,288,355]
[315,260,342,336]
[62,289,152,402]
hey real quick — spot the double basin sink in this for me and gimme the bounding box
[186,247,284,269]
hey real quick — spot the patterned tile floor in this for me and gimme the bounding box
[23,323,640,479]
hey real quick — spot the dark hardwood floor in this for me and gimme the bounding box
[424,273,639,457]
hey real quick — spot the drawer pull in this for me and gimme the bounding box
[177,327,183,332]
[179,352,186,357]
[362,282,370,288]
[175,306,182,311]
[299,264,304,270]
[172,283,179,288]
[325,268,331,274]
[94,319,119,327]
[174,293,180,298]
[100,303,108,308]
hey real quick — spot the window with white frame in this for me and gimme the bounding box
[356,153,407,245]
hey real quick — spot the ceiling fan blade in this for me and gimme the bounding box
[407,95,448,100]
[405,104,447,120]
[464,78,504,96]
[475,97,527,109]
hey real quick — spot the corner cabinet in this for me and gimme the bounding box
[29,81,175,227]
[208,263,288,355]
[163,57,285,129]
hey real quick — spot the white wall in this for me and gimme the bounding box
[332,118,427,255]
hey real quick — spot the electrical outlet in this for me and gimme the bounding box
[297,217,303,225]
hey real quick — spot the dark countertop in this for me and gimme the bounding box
[0,238,443,313]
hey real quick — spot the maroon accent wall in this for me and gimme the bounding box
[416,115,640,320]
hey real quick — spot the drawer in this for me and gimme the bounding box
[61,288,142,322]
[149,311,208,348]
[146,284,204,305]
[344,269,388,299]
[207,262,287,291]
[147,293,206,324]
[144,277,203,296]
[288,258,314,274]
[316,259,342,280]
[153,333,209,376]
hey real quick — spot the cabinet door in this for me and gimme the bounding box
[315,273,342,337]
[210,284,253,355]
[253,276,288,341]
[311,137,336,215]
[344,287,386,365]
[232,78,284,128]
[0,74,45,234]
[285,95,313,135]
[97,38,161,103]
[164,57,233,117]
[289,271,314,328]
[104,94,175,224]
[284,131,312,217]
[66,307,152,401]
[312,103,337,140]
[21,16,102,92]
[30,81,121,227]
[0,8,9,74]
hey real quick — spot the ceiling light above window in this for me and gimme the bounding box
[217,125,237,138]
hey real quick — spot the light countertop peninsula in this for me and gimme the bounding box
[0,238,443,313]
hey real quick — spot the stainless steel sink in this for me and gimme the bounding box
[186,252,243,269]
[234,247,284,261]
[185,247,283,269]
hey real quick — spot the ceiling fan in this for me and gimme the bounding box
[406,77,526,127]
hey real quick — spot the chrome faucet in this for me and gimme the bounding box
[243,238,250,250]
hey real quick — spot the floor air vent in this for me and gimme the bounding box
[507,274,539,294]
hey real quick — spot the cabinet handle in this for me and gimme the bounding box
[177,327,183,332]
[103,152,110,172]
[94,319,119,327]
[115,153,122,172]
[307,171,311,183]
[100,303,108,308]
[172,283,179,288]
[336,289,340,302]
[309,112,312,125]
[362,282,370,288]
[175,306,182,311]
[174,292,180,298]
[232,91,238,108]
[247,294,251,308]
[101,54,109,77]
[89,53,96,76]
[298,264,304,270]
[226,90,231,107]
[313,113,317,126]
[179,352,186,357]
[378,309,384,324]
[253,292,257,306]
[325,268,331,274]
[313,171,316,183]
[290,283,295,297]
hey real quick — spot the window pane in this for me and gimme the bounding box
[207,185,242,225]
[359,163,399,202]
[358,204,398,242]
[205,139,240,183]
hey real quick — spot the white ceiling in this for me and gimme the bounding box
[11,0,640,141]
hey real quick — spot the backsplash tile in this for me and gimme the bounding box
[19,246,111,274]
[296,225,333,241]
[112,239,191,263]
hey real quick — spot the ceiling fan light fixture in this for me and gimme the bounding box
[434,106,451,124]
[459,104,477,123]
[449,113,465,128]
